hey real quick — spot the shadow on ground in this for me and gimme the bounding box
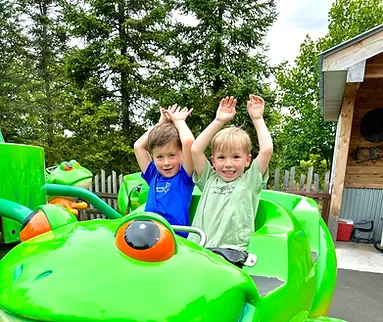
[329,269,383,322]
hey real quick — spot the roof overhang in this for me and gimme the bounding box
[318,24,383,121]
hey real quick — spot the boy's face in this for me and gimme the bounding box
[152,142,182,178]
[211,149,251,182]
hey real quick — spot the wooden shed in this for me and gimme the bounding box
[318,24,383,242]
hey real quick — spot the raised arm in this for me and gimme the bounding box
[163,105,195,176]
[247,95,273,176]
[134,107,169,174]
[191,96,237,177]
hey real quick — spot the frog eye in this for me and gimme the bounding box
[20,210,52,242]
[60,161,73,171]
[70,160,81,166]
[115,220,176,262]
[64,163,73,171]
[20,205,77,242]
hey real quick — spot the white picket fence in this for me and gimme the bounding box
[79,166,331,222]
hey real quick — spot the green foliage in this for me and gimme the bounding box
[0,1,32,143]
[63,0,170,133]
[275,37,336,170]
[9,0,74,165]
[147,0,278,143]
[3,0,383,177]
[298,155,328,190]
[321,0,383,50]
[48,81,141,174]
[58,0,172,173]
[275,0,383,173]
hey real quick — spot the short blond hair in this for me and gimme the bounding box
[211,126,252,155]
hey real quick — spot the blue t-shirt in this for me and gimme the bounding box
[142,161,194,238]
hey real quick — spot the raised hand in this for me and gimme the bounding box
[216,96,237,124]
[163,104,193,122]
[247,94,264,120]
[158,106,170,124]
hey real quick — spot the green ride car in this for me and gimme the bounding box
[0,172,342,322]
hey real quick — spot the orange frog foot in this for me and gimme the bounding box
[49,198,88,216]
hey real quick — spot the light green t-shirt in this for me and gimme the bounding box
[189,160,268,251]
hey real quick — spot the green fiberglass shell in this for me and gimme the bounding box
[0,207,256,322]
[0,180,339,322]
[0,143,46,243]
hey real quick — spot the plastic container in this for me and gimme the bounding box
[337,219,354,242]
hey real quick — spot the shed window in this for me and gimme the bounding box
[360,108,383,142]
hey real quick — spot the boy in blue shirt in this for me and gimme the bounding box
[134,104,195,237]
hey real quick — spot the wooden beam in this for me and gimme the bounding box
[347,60,366,82]
[322,29,383,71]
[328,82,360,243]
[365,63,383,79]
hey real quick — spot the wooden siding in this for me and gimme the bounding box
[346,75,383,189]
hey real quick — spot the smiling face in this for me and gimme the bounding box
[152,142,182,178]
[211,149,251,182]
[211,127,252,182]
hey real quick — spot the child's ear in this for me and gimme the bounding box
[246,154,252,167]
[211,155,215,167]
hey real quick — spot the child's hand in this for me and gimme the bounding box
[163,104,193,122]
[216,96,237,124]
[159,106,170,123]
[247,94,264,120]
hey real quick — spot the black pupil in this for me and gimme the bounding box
[124,220,160,250]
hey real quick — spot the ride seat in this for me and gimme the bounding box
[242,198,303,297]
[260,190,320,264]
[249,275,285,296]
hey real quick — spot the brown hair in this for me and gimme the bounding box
[211,126,252,155]
[148,122,182,152]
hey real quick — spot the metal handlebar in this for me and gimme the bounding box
[171,225,207,247]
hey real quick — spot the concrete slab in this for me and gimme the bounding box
[335,241,383,273]
[328,268,383,322]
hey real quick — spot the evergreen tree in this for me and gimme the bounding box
[148,0,279,159]
[0,1,30,143]
[16,0,71,164]
[64,0,170,134]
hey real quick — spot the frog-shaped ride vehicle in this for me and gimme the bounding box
[0,172,340,321]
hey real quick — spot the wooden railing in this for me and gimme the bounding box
[270,167,331,222]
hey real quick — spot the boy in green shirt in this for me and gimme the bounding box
[189,95,273,251]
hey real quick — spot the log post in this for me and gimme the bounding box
[328,83,360,242]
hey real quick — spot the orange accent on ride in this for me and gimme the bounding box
[63,163,73,171]
[49,198,88,216]
[115,221,175,262]
[20,210,52,242]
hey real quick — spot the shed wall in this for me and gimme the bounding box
[340,188,383,241]
[345,77,383,189]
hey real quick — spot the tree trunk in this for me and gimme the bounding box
[212,4,224,95]
[40,1,54,165]
[118,0,130,133]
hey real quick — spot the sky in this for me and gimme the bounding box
[266,0,335,65]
